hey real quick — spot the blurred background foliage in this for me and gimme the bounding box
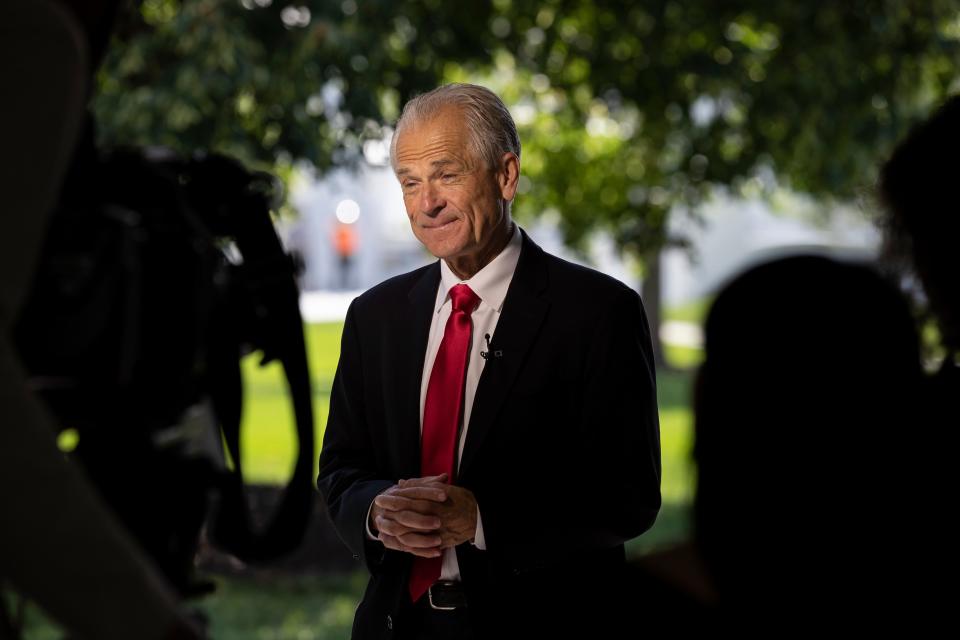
[94,0,960,362]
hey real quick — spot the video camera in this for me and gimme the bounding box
[14,138,316,596]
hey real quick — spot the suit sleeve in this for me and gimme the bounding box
[574,286,662,543]
[317,300,393,573]
[477,286,661,566]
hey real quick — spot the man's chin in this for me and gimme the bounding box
[419,239,467,261]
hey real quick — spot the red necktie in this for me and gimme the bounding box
[409,283,480,603]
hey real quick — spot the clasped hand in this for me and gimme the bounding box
[370,473,477,558]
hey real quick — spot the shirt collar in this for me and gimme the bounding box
[434,223,522,314]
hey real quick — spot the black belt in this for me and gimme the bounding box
[426,580,468,610]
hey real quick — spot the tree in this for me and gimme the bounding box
[94,0,497,172]
[95,1,960,362]
[453,0,960,363]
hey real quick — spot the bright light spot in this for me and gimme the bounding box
[280,5,311,28]
[690,96,717,127]
[280,6,298,26]
[511,103,537,126]
[536,8,555,29]
[541,207,561,225]
[517,175,532,195]
[363,139,390,166]
[322,80,345,114]
[725,22,745,42]
[539,92,561,113]
[306,94,324,117]
[57,428,79,453]
[649,186,669,207]
[714,46,733,65]
[491,17,511,38]
[350,54,369,72]
[586,116,620,138]
[531,74,551,93]
[336,199,361,224]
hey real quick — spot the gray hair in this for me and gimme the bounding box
[389,83,521,172]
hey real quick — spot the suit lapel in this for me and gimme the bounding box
[458,229,550,480]
[400,261,440,478]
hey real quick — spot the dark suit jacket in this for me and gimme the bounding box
[317,228,661,639]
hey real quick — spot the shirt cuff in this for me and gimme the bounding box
[364,497,378,541]
[471,504,486,550]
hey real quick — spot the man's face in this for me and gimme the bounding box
[394,106,512,263]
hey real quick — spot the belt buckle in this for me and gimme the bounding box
[428,581,459,611]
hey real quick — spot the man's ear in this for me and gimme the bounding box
[497,152,520,202]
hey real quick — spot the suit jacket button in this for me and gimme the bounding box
[386,615,393,630]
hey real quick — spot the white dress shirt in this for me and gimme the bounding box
[366,223,522,582]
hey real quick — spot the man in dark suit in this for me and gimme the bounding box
[317,83,660,639]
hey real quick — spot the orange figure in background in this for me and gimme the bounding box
[333,222,358,289]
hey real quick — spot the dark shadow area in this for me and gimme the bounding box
[626,254,926,631]
[878,93,960,621]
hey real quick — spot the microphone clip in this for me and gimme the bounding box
[480,333,503,360]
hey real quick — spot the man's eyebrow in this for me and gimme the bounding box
[396,158,463,179]
[430,158,469,174]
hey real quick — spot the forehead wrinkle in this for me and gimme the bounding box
[396,154,472,181]
[396,120,476,164]
[397,137,461,160]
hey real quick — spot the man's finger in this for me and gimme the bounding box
[375,515,420,538]
[376,511,440,535]
[396,530,443,549]
[379,533,403,552]
[387,486,448,502]
[379,529,442,551]
[379,533,442,558]
[375,494,442,514]
[402,473,448,485]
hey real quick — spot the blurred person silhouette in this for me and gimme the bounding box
[691,255,923,630]
[0,1,202,638]
[333,221,358,290]
[880,95,960,367]
[879,94,960,619]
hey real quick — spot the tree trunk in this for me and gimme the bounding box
[641,250,669,370]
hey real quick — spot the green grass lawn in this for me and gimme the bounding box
[196,574,365,640]
[237,323,342,485]
[16,574,364,640]
[664,297,712,325]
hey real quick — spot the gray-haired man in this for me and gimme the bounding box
[318,83,661,639]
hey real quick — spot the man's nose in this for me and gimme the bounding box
[419,182,445,216]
